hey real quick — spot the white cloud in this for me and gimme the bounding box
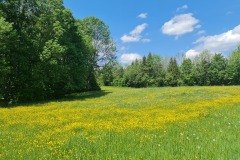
[194,25,240,53]
[121,23,148,43]
[138,13,148,19]
[185,49,200,58]
[120,46,127,51]
[120,53,142,65]
[130,23,148,36]
[197,30,206,35]
[161,13,199,38]
[141,38,151,43]
[185,25,240,57]
[195,25,201,29]
[177,5,188,12]
[121,35,139,43]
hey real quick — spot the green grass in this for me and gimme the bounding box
[60,103,240,160]
[0,86,240,159]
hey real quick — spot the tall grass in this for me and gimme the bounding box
[0,86,239,159]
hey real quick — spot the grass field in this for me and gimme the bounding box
[0,86,240,159]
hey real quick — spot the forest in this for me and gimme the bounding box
[98,47,240,88]
[0,0,116,103]
[1,0,240,103]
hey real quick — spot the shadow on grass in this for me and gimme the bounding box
[0,90,112,109]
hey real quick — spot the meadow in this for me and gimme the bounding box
[0,86,240,159]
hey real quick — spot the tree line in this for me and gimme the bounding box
[0,0,115,103]
[98,46,240,88]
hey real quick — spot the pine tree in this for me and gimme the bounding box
[181,58,195,86]
[166,57,180,86]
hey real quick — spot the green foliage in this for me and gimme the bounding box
[181,58,195,86]
[193,51,212,86]
[98,62,125,87]
[166,57,181,86]
[0,17,15,101]
[120,53,165,88]
[100,46,240,88]
[124,60,144,87]
[226,46,240,85]
[76,17,116,68]
[100,63,114,86]
[76,17,116,91]
[0,0,106,103]
[146,53,164,86]
[208,54,227,85]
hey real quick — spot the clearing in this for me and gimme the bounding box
[0,86,240,159]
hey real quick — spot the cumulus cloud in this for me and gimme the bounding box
[177,5,188,12]
[120,53,142,65]
[121,23,149,43]
[185,25,240,58]
[185,49,200,58]
[138,13,148,19]
[161,13,199,38]
[194,25,240,52]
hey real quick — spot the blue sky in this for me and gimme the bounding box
[64,0,240,65]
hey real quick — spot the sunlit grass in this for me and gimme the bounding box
[0,86,240,159]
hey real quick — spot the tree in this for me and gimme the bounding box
[194,50,212,86]
[123,60,143,87]
[226,45,240,85]
[165,57,180,86]
[146,53,154,85]
[76,17,116,90]
[76,17,116,68]
[99,62,115,86]
[208,54,227,85]
[193,50,212,64]
[0,17,15,102]
[146,53,164,86]
[0,0,90,103]
[0,0,40,102]
[181,58,195,86]
[111,63,124,86]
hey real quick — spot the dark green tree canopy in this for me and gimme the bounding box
[227,46,240,85]
[208,54,227,85]
[0,0,102,103]
[181,58,195,86]
[101,46,240,88]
